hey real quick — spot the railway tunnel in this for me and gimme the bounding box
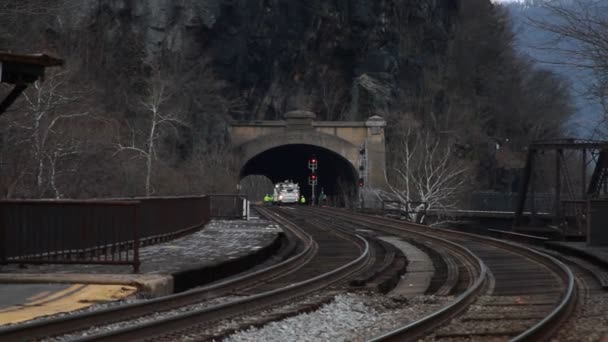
[231,110,390,205]
[239,144,359,203]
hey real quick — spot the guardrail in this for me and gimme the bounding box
[0,196,212,272]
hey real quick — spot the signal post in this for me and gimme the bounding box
[308,157,318,205]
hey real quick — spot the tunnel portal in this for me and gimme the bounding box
[230,111,389,204]
[240,144,358,200]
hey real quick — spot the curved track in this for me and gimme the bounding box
[0,208,314,341]
[11,206,376,341]
[304,207,576,342]
[0,206,578,342]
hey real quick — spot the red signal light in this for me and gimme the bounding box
[311,174,317,180]
[308,157,318,171]
[358,178,364,187]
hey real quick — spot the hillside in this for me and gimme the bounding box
[0,0,575,198]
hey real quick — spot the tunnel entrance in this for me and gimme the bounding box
[239,144,358,204]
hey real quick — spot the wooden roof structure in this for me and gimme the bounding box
[0,52,64,115]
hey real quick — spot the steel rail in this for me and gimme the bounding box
[0,208,314,341]
[315,207,576,342]
[74,207,371,341]
[417,227,577,342]
[300,207,488,342]
[306,209,461,295]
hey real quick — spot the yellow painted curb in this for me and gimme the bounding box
[0,284,137,325]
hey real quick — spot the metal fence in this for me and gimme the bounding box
[0,196,212,272]
[462,191,554,213]
[135,196,210,245]
[0,199,140,270]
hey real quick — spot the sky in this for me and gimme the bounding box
[502,0,604,138]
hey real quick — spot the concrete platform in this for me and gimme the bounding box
[379,236,434,298]
[0,214,283,324]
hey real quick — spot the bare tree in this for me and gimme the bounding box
[0,67,93,198]
[24,71,88,195]
[175,144,237,195]
[114,66,187,197]
[383,114,471,219]
[318,70,348,121]
[528,0,608,123]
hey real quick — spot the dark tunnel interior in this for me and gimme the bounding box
[240,144,358,202]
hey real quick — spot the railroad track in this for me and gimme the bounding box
[304,207,576,342]
[1,206,579,341]
[531,250,608,340]
[0,207,314,341]
[81,207,371,341]
[1,207,385,341]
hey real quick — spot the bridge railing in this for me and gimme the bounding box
[0,196,212,272]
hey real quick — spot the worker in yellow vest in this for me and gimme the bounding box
[300,195,306,205]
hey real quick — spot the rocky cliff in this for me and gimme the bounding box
[83,0,459,121]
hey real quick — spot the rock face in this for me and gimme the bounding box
[84,0,458,120]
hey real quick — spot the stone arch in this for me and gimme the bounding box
[235,130,359,177]
[229,111,389,192]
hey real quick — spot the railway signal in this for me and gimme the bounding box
[308,156,318,205]
[308,174,318,184]
[358,144,367,188]
[308,157,318,171]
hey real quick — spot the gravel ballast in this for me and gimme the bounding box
[222,292,453,342]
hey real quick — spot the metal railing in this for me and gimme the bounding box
[0,199,141,271]
[463,191,554,213]
[135,196,210,245]
[0,196,212,272]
